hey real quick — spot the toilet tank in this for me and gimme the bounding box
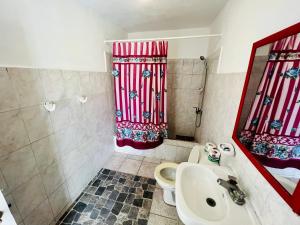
[188,145,201,163]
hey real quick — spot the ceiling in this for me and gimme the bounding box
[80,0,228,32]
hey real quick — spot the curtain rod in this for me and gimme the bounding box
[104,34,222,43]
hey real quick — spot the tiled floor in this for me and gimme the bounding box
[57,169,156,225]
[57,153,183,225]
[105,153,183,225]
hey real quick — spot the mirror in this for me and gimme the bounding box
[233,22,300,214]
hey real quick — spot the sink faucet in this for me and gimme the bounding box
[217,175,246,205]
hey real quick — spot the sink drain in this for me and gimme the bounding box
[206,198,216,207]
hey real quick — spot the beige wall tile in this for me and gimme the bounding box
[194,72,244,143]
[175,147,191,162]
[40,69,65,102]
[48,183,71,218]
[90,143,112,170]
[9,68,45,108]
[12,175,47,218]
[187,89,201,106]
[154,145,165,159]
[23,200,54,225]
[66,162,93,201]
[62,70,80,99]
[68,98,84,124]
[31,135,58,172]
[49,100,72,132]
[74,121,92,148]
[182,59,194,74]
[61,147,88,179]
[0,110,29,157]
[0,68,19,112]
[79,71,92,96]
[0,145,38,190]
[0,67,114,225]
[41,162,65,196]
[78,135,98,162]
[83,94,103,121]
[101,72,112,93]
[54,125,78,157]
[190,75,203,90]
[174,59,183,74]
[162,145,177,161]
[89,72,102,95]
[192,58,205,75]
[174,74,192,89]
[166,58,205,138]
[21,105,53,142]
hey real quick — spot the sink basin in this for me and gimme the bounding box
[176,162,256,225]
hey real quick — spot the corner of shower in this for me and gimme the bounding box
[166,56,208,142]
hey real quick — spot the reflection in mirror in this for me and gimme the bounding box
[237,33,300,194]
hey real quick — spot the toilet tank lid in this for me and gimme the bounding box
[188,145,201,163]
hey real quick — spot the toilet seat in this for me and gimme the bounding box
[154,146,201,206]
[154,162,178,189]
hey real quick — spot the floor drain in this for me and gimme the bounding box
[206,198,216,207]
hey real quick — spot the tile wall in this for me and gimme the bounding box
[167,59,205,139]
[0,67,115,225]
[114,138,197,163]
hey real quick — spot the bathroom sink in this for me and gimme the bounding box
[176,162,256,225]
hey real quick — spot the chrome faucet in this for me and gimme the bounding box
[217,175,246,205]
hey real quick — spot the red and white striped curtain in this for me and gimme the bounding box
[240,33,300,169]
[112,41,168,149]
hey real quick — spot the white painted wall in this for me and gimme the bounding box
[210,0,300,73]
[0,0,127,71]
[128,28,211,59]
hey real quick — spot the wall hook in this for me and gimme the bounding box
[78,95,88,104]
[44,101,56,112]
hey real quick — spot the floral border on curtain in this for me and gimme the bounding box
[239,33,300,169]
[112,41,168,149]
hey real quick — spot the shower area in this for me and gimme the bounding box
[167,57,207,141]
[107,33,214,147]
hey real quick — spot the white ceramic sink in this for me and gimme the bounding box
[176,162,256,225]
[0,191,17,225]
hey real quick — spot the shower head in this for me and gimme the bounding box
[200,56,206,61]
[200,55,208,70]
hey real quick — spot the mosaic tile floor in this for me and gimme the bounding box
[57,168,156,225]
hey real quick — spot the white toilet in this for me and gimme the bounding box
[154,146,201,206]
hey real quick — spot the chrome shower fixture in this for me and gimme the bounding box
[200,55,208,70]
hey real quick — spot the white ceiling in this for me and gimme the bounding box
[80,0,228,32]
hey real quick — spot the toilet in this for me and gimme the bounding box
[154,145,201,206]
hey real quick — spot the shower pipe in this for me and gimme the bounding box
[194,55,208,128]
[103,34,222,43]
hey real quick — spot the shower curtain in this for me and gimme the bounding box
[240,33,300,169]
[112,41,168,149]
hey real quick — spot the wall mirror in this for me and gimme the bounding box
[233,22,300,215]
